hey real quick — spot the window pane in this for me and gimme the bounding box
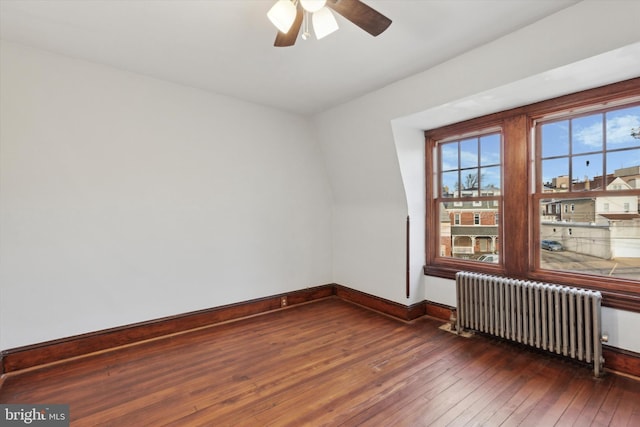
[441,171,458,196]
[541,121,569,158]
[571,153,603,191]
[541,158,569,191]
[540,199,640,280]
[459,138,478,169]
[480,166,500,193]
[441,142,459,171]
[607,149,640,191]
[439,200,500,262]
[572,113,603,154]
[606,105,640,150]
[460,169,479,197]
[480,133,500,166]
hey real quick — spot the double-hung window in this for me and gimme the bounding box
[534,102,640,281]
[430,130,502,265]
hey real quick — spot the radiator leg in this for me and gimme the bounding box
[561,291,568,357]
[593,294,604,377]
[455,273,462,335]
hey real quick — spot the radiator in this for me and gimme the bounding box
[455,271,607,377]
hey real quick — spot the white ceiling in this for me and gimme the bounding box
[0,0,580,115]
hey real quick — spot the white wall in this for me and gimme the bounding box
[602,307,640,354]
[393,125,427,302]
[0,41,333,350]
[314,106,409,304]
[314,1,640,351]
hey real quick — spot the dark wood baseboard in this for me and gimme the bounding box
[425,301,454,322]
[603,345,640,378]
[1,285,334,374]
[2,285,639,380]
[334,285,425,321]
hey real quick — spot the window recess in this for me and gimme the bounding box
[424,77,640,313]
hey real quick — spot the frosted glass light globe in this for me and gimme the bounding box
[300,0,326,13]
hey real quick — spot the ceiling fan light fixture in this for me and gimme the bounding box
[312,7,339,40]
[272,0,391,47]
[267,0,297,34]
[300,0,327,13]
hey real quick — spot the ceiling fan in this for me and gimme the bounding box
[268,0,392,47]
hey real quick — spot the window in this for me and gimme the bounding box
[536,102,640,282]
[425,77,640,312]
[430,130,502,264]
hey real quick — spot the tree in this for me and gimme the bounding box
[464,173,479,190]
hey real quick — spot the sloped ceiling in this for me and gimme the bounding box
[0,0,579,115]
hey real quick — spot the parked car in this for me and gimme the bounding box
[541,240,563,251]
[477,254,499,263]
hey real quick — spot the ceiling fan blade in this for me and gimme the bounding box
[327,0,391,37]
[274,3,304,47]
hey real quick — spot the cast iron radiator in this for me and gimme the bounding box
[455,271,607,377]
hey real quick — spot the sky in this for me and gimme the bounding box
[541,104,640,187]
[438,104,640,195]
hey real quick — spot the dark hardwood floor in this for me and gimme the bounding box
[1,297,639,426]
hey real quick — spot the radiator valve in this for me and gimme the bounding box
[601,333,609,343]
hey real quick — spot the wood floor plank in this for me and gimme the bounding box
[500,363,571,426]
[571,378,615,426]
[392,352,516,425]
[608,379,640,426]
[363,340,524,426]
[516,364,588,426]
[553,374,611,425]
[272,326,467,426]
[594,382,626,427]
[176,318,418,425]
[436,350,533,426]
[1,297,639,426]
[339,342,480,426]
[349,336,491,423]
